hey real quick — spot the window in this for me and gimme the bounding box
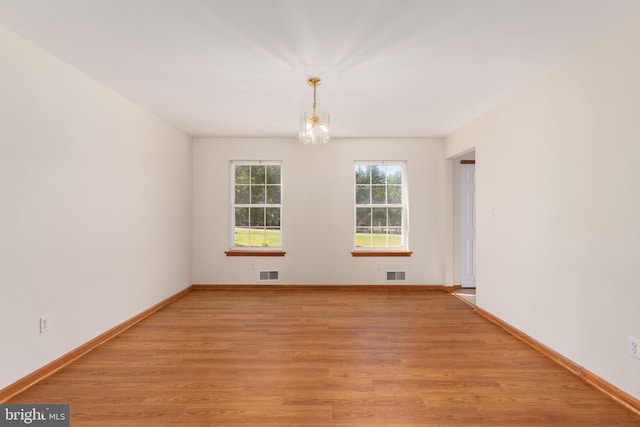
[354,162,407,250]
[231,162,282,249]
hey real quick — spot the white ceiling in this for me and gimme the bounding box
[1,0,640,138]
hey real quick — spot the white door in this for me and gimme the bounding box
[460,164,476,288]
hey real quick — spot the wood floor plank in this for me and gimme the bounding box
[7,289,640,426]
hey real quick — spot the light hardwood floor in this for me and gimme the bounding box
[7,289,640,426]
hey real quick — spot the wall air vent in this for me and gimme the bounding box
[259,271,279,281]
[386,271,406,281]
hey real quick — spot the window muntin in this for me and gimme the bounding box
[354,163,407,249]
[232,162,282,248]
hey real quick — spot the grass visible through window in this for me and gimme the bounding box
[355,233,403,247]
[234,227,281,247]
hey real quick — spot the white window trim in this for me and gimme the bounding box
[353,161,409,252]
[229,160,283,251]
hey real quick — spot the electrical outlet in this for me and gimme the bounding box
[630,337,640,359]
[39,315,50,334]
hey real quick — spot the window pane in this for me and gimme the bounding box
[355,185,370,204]
[235,207,249,226]
[266,165,281,184]
[266,185,281,204]
[388,207,402,227]
[386,165,402,184]
[388,229,402,247]
[251,185,265,204]
[372,207,387,227]
[249,229,266,247]
[372,186,386,204]
[234,227,248,247]
[356,207,371,226]
[355,165,370,184]
[266,229,281,247]
[389,226,402,235]
[265,207,280,227]
[370,232,387,247]
[387,185,402,204]
[371,165,386,184]
[250,207,265,226]
[355,228,371,247]
[235,165,250,184]
[235,185,249,204]
[251,165,265,184]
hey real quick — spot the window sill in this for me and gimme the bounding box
[225,250,286,257]
[351,251,413,257]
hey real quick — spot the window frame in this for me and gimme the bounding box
[229,160,283,253]
[353,161,409,253]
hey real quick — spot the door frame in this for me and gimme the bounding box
[444,150,476,288]
[460,161,476,288]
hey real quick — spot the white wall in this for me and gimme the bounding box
[192,137,444,285]
[0,26,192,389]
[445,19,640,399]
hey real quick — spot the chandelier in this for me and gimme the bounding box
[299,77,330,145]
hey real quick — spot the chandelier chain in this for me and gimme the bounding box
[313,82,317,116]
